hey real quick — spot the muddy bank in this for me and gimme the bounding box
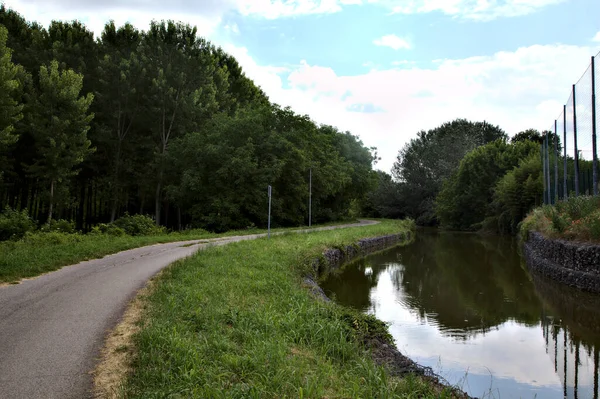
[523,232,600,293]
[303,231,471,398]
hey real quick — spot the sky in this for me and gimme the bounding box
[3,0,600,172]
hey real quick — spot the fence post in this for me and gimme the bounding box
[546,133,551,204]
[267,185,272,239]
[542,142,547,204]
[592,55,598,196]
[573,84,580,196]
[554,120,559,204]
[563,105,568,199]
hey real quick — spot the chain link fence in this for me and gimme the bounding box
[542,51,600,204]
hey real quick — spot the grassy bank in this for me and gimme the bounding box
[519,195,600,243]
[0,219,359,284]
[116,219,456,398]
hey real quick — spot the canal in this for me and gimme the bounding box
[321,229,600,399]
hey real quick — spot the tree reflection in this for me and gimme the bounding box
[321,230,600,398]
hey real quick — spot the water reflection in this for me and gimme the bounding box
[320,229,600,399]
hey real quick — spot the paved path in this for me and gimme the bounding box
[0,220,377,398]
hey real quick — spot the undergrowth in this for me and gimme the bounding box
[519,195,600,243]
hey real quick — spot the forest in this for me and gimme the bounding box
[0,6,378,232]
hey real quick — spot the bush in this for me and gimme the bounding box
[21,231,84,245]
[89,223,126,237]
[113,213,165,236]
[555,195,600,221]
[0,206,36,241]
[40,219,76,234]
[520,196,600,243]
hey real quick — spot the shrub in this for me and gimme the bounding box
[113,213,165,236]
[0,206,36,241]
[556,195,600,221]
[40,219,76,234]
[21,231,84,245]
[89,223,126,237]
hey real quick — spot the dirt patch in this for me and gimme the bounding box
[92,279,157,398]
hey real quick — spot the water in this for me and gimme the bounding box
[320,229,600,399]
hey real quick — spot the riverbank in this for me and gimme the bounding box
[96,219,465,398]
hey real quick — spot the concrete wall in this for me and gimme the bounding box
[524,232,600,293]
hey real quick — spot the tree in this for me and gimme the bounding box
[140,20,218,225]
[96,21,143,221]
[27,60,94,222]
[0,25,24,168]
[392,119,506,225]
[511,129,543,144]
[488,153,543,234]
[435,139,539,231]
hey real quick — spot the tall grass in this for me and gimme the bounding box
[519,195,600,242]
[122,220,458,398]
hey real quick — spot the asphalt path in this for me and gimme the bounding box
[0,220,377,398]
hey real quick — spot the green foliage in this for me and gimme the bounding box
[21,231,84,245]
[391,119,507,225]
[26,60,94,221]
[435,139,539,231]
[40,218,76,234]
[113,213,165,236]
[511,129,543,144]
[0,206,35,241]
[520,196,600,243]
[485,152,543,234]
[89,223,127,237]
[0,9,377,231]
[555,195,600,221]
[0,24,25,181]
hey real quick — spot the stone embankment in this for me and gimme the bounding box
[524,231,600,293]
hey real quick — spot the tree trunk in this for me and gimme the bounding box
[47,179,55,223]
[178,207,182,231]
[110,141,122,222]
[155,180,162,226]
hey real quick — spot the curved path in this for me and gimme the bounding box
[0,220,377,398]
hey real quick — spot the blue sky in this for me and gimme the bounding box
[5,0,600,172]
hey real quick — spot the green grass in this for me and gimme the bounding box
[122,219,457,398]
[0,219,363,284]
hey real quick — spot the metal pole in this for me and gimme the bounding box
[548,135,552,204]
[564,105,568,199]
[592,55,598,196]
[554,120,559,204]
[308,168,312,227]
[267,185,272,239]
[542,141,547,205]
[573,84,580,196]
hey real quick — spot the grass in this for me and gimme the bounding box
[519,195,600,243]
[0,219,362,284]
[117,219,459,398]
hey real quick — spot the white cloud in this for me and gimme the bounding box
[3,0,222,38]
[224,22,240,34]
[593,32,600,42]
[383,0,566,21]
[373,34,412,50]
[224,42,595,173]
[235,0,348,19]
